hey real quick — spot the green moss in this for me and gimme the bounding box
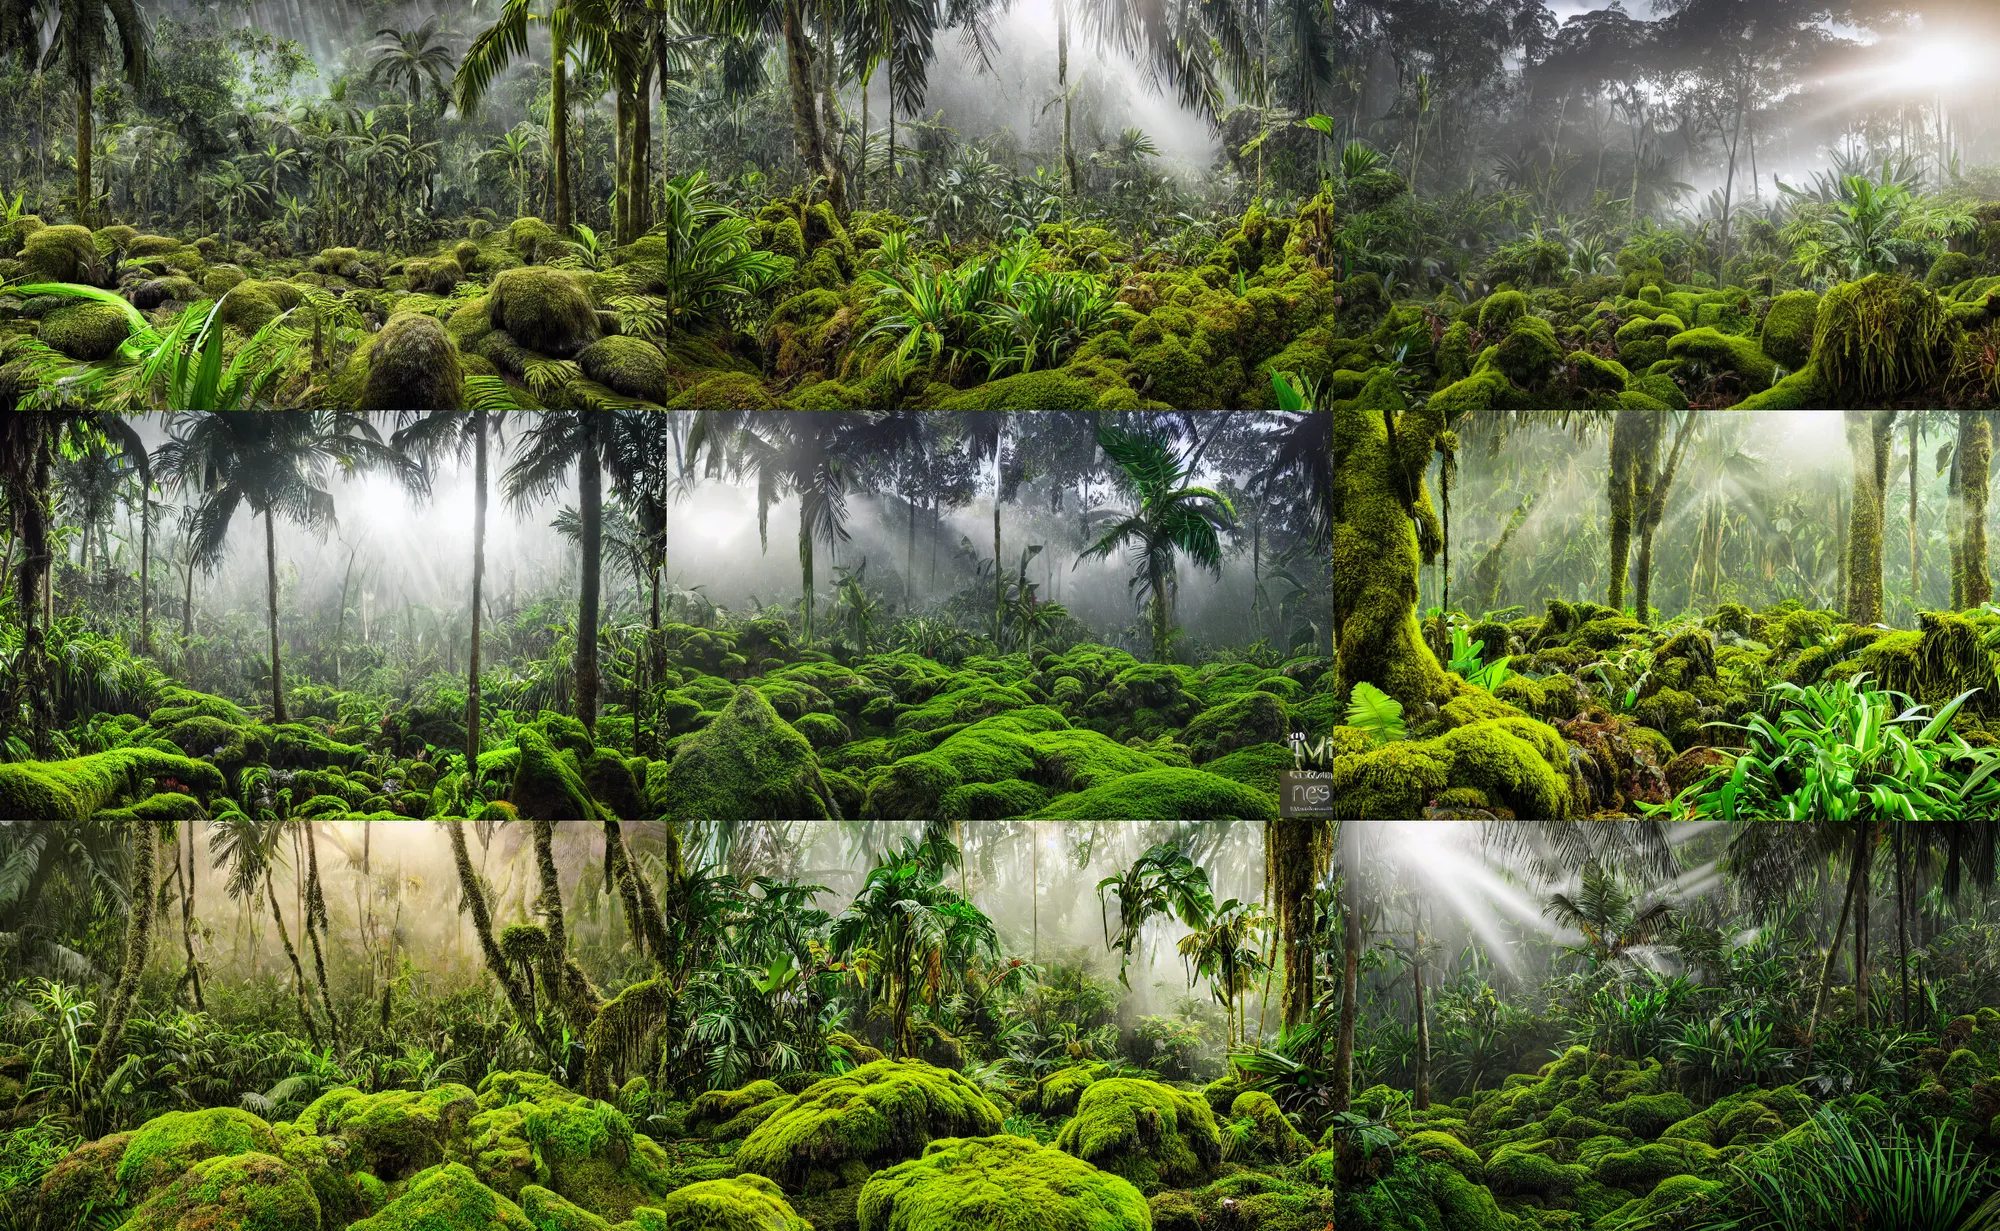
[487,267,601,358]
[1226,1091,1312,1163]
[1403,1130,1483,1179]
[735,1060,1006,1194]
[355,312,465,410]
[509,727,604,821]
[654,686,835,821]
[1052,1077,1220,1193]
[668,372,777,409]
[115,1107,283,1198]
[1812,274,1956,404]
[37,1130,134,1225]
[1181,690,1288,763]
[1020,1065,1110,1118]
[863,708,1142,818]
[1602,1091,1693,1139]
[857,1135,1149,1231]
[1759,290,1819,369]
[1663,326,1774,391]
[39,301,131,360]
[1484,1141,1589,1197]
[688,1081,793,1141]
[1596,1173,1721,1231]
[577,336,673,404]
[937,369,1105,411]
[21,224,101,283]
[118,1151,320,1231]
[519,1185,612,1231]
[299,1084,478,1182]
[1488,316,1561,385]
[350,1162,537,1231]
[1592,1139,1718,1192]
[1030,767,1278,819]
[631,1175,813,1231]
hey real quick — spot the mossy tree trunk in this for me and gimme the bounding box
[1844,411,1898,625]
[576,413,602,734]
[1268,820,1328,1036]
[781,0,844,213]
[1330,374,1451,712]
[301,822,340,1050]
[264,864,320,1046]
[1412,902,1430,1110]
[75,65,94,226]
[800,499,817,643]
[447,822,547,1055]
[1956,414,1991,609]
[264,508,288,723]
[1634,411,1699,622]
[1909,414,1920,611]
[178,820,204,1012]
[79,819,155,1120]
[1854,824,1872,1033]
[1802,825,1866,1071]
[1328,829,1364,1115]
[468,413,488,783]
[138,491,150,654]
[4,423,55,755]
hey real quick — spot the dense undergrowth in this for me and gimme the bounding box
[4,165,1999,411]
[0,609,1315,821]
[1325,598,2000,819]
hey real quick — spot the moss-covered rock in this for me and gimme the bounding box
[39,300,131,360]
[654,686,836,821]
[486,267,601,358]
[359,313,465,410]
[1053,1077,1221,1193]
[508,727,605,821]
[635,1175,812,1231]
[857,1135,1149,1231]
[21,224,104,283]
[296,1084,478,1182]
[577,336,673,404]
[1226,1091,1313,1164]
[735,1060,1006,1193]
[117,1151,320,1231]
[688,1080,794,1141]
[349,1162,537,1231]
[117,1107,284,1197]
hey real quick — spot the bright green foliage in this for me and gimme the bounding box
[117,1107,283,1197]
[1052,1077,1221,1192]
[1029,767,1279,819]
[0,747,223,822]
[348,1162,537,1231]
[518,1185,612,1231]
[686,1081,793,1141]
[1019,1065,1110,1118]
[653,686,836,821]
[735,1060,1006,1193]
[857,1135,1150,1231]
[1483,1141,1589,1197]
[117,1152,320,1231]
[635,1175,812,1231]
[295,1085,478,1182]
[1226,1091,1313,1163]
[1595,1173,1721,1230]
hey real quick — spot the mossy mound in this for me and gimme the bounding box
[508,727,607,821]
[857,1135,1149,1231]
[486,267,601,358]
[734,1060,1006,1193]
[638,1175,812,1231]
[1147,1170,1334,1231]
[118,1151,321,1231]
[39,301,132,360]
[577,336,673,404]
[1020,1064,1111,1119]
[653,686,836,821]
[456,1072,678,1218]
[687,1080,794,1141]
[358,313,465,410]
[116,1106,286,1198]
[349,1162,537,1231]
[1225,1091,1313,1164]
[21,224,104,283]
[1053,1077,1221,1193]
[295,1084,478,1182]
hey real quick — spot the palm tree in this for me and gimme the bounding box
[1097,841,1213,987]
[1177,898,1266,1049]
[1079,423,1236,663]
[480,128,537,223]
[370,17,458,132]
[687,411,915,643]
[209,814,319,1045]
[1542,862,1677,971]
[392,412,505,787]
[33,0,148,226]
[602,412,699,755]
[458,0,586,229]
[829,836,997,1058]
[503,412,606,732]
[156,413,412,723]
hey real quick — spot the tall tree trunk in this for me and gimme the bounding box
[1855,825,1872,1032]
[75,66,94,227]
[1845,411,1897,624]
[1910,413,1920,610]
[552,17,572,231]
[781,0,844,212]
[1803,831,1865,1070]
[1413,904,1431,1110]
[265,866,320,1046]
[576,414,602,733]
[265,509,288,722]
[631,60,653,236]
[1606,411,1644,611]
[301,822,340,1049]
[993,485,1004,648]
[446,822,545,1054]
[1329,840,1363,1115]
[138,496,151,654]
[1269,820,1326,1036]
[1896,823,1910,1031]
[180,820,204,1012]
[1057,0,1077,193]
[1958,413,1991,608]
[468,415,487,785]
[79,820,156,1111]
[12,429,55,755]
